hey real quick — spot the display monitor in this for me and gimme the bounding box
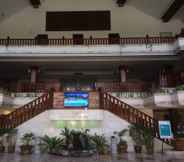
[64,92,89,108]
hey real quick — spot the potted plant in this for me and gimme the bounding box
[171,110,184,151]
[114,129,128,154]
[142,127,154,154]
[20,132,35,154]
[129,124,144,153]
[60,128,72,149]
[0,128,9,153]
[40,135,64,155]
[7,128,17,153]
[92,134,109,155]
[69,129,95,157]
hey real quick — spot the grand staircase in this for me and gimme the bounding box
[99,91,173,146]
[0,91,53,129]
[0,89,173,147]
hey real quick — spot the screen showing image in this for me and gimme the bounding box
[64,92,89,108]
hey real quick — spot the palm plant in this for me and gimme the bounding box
[142,127,154,154]
[79,129,95,151]
[60,128,73,149]
[0,128,10,153]
[6,129,17,153]
[0,128,16,153]
[21,133,35,146]
[20,132,35,154]
[129,124,144,153]
[92,134,109,154]
[40,135,64,154]
[114,129,128,154]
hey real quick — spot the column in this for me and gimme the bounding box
[29,66,39,84]
[159,68,167,88]
[119,65,128,82]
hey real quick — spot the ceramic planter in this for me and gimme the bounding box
[20,145,34,154]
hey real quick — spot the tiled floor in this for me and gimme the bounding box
[0,153,184,162]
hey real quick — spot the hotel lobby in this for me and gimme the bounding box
[0,0,184,161]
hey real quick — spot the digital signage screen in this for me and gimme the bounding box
[64,92,89,108]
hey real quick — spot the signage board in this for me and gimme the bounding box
[158,121,173,139]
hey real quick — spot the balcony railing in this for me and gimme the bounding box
[0,36,175,47]
[96,82,152,92]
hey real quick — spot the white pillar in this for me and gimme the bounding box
[119,66,128,82]
[29,67,39,84]
[120,69,126,82]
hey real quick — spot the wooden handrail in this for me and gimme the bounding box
[0,36,176,46]
[0,91,53,129]
[16,82,46,93]
[99,90,173,146]
[96,82,151,92]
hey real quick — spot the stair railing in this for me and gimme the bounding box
[0,91,53,129]
[99,90,173,146]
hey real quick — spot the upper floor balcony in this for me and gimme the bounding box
[0,35,183,58]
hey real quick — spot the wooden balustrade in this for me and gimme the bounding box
[16,83,46,93]
[0,91,53,129]
[100,91,173,146]
[0,36,176,46]
[96,82,151,92]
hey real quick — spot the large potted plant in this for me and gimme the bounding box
[60,128,96,157]
[142,127,154,154]
[114,129,128,154]
[129,124,144,153]
[0,128,9,153]
[92,134,109,155]
[170,110,184,151]
[69,129,95,157]
[20,132,35,154]
[60,127,73,153]
[7,128,17,153]
[40,135,64,155]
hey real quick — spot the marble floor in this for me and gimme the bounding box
[0,153,184,162]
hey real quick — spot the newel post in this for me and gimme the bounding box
[49,89,54,109]
[99,88,104,110]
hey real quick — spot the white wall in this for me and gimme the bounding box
[0,0,183,38]
[12,97,37,107]
[176,91,184,106]
[0,93,13,106]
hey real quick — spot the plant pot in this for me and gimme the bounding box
[146,147,154,155]
[8,145,16,153]
[0,146,5,153]
[20,145,34,154]
[70,150,82,157]
[175,138,184,151]
[134,145,142,153]
[61,150,69,156]
[117,144,128,154]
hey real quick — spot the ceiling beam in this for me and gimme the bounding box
[161,0,184,22]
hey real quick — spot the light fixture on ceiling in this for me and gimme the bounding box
[116,0,127,7]
[29,0,41,8]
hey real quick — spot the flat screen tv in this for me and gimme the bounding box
[64,92,89,108]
